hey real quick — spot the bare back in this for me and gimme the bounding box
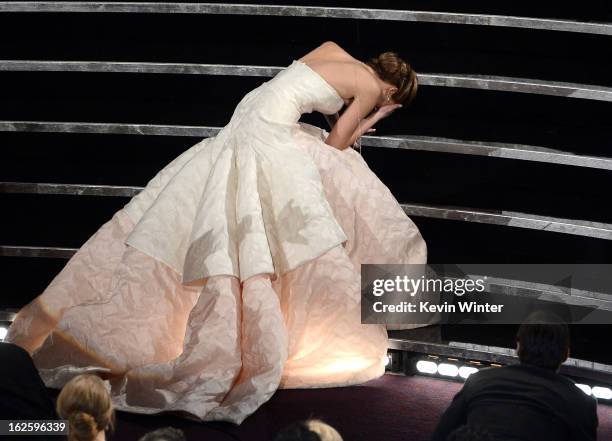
[298,42,379,107]
[297,42,381,150]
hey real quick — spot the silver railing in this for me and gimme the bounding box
[2,181,612,240]
[2,61,611,102]
[0,3,610,35]
[2,122,611,170]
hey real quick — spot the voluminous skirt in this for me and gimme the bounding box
[6,122,427,424]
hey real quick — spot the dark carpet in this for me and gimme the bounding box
[97,374,611,441]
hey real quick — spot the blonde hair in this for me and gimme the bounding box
[305,419,343,441]
[56,374,115,441]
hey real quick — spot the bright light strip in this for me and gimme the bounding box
[416,360,438,374]
[459,366,479,379]
[575,384,592,396]
[385,354,392,367]
[437,363,459,377]
[413,358,612,398]
[592,386,612,400]
[0,327,7,341]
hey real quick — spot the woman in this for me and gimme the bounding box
[56,374,115,441]
[6,41,426,424]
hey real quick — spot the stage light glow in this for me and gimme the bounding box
[459,366,478,379]
[592,386,612,400]
[316,357,375,376]
[0,326,7,341]
[385,354,392,367]
[575,384,592,395]
[437,363,459,377]
[416,360,437,374]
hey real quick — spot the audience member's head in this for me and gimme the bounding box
[447,424,497,441]
[138,427,186,441]
[274,419,343,441]
[516,311,570,371]
[56,374,115,441]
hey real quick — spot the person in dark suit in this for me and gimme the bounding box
[0,342,60,441]
[447,424,497,441]
[431,313,598,441]
[0,342,57,420]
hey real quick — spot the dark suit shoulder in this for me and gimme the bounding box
[466,363,596,407]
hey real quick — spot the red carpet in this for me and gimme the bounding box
[100,374,612,441]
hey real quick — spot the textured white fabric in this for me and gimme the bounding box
[123,60,348,284]
[6,60,428,424]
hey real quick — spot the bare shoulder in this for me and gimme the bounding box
[298,41,378,104]
[320,40,346,53]
[299,41,356,64]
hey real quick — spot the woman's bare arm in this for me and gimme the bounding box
[324,85,379,150]
[326,111,376,150]
[324,112,340,130]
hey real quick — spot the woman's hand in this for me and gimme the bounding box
[371,103,402,122]
[347,104,399,147]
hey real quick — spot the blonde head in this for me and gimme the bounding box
[305,419,343,441]
[56,374,115,441]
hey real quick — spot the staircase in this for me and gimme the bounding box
[1,1,611,386]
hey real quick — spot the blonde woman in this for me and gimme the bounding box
[56,375,115,441]
[307,419,344,441]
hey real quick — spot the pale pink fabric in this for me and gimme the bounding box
[7,59,427,424]
[6,125,426,422]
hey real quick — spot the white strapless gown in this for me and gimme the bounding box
[6,60,427,424]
